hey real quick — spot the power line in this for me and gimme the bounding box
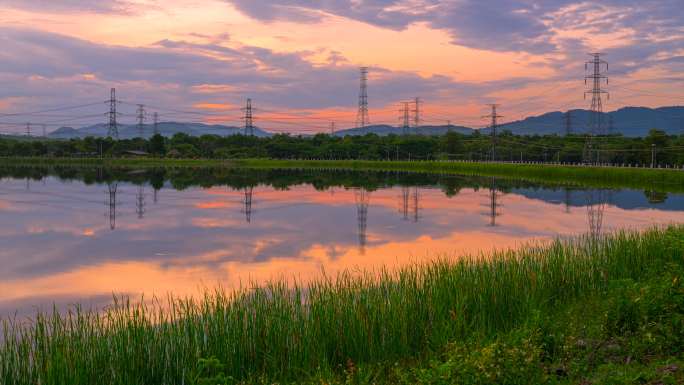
[0,102,106,117]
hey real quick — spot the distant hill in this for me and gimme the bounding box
[334,124,473,137]
[42,106,684,139]
[48,122,271,139]
[495,106,684,137]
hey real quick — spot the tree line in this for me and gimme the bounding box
[1,129,682,166]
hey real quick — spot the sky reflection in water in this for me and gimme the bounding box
[0,168,682,315]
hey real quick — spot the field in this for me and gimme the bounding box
[3,157,684,192]
[2,226,683,384]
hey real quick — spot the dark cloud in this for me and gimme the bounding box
[0,0,136,14]
[224,0,684,55]
[0,26,494,117]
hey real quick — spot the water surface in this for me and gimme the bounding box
[1,166,682,315]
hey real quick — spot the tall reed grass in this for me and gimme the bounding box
[2,227,682,384]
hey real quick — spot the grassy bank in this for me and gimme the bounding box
[236,159,684,192]
[4,157,684,192]
[2,226,683,384]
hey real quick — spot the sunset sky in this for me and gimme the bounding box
[0,0,682,134]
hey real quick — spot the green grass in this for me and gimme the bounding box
[236,159,684,192]
[2,226,683,384]
[3,157,684,192]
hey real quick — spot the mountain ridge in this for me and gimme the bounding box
[47,106,683,139]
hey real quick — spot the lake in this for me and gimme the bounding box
[1,166,682,316]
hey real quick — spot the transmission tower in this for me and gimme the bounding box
[153,112,159,136]
[243,186,254,223]
[585,189,607,242]
[25,123,31,137]
[583,53,609,163]
[400,186,410,220]
[485,178,502,226]
[400,102,410,135]
[107,88,119,139]
[330,121,336,135]
[41,124,46,137]
[354,188,370,255]
[564,111,572,136]
[411,186,419,223]
[483,104,502,161]
[136,104,146,138]
[356,67,370,131]
[243,98,254,136]
[413,97,421,134]
[107,182,118,230]
[136,185,146,219]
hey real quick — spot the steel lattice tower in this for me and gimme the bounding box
[584,53,609,163]
[356,67,370,131]
[486,177,501,226]
[136,104,146,138]
[41,124,46,137]
[107,88,119,139]
[107,182,118,230]
[243,98,254,136]
[25,122,31,137]
[483,104,502,161]
[243,186,253,223]
[355,188,370,255]
[136,185,146,219]
[401,186,410,220]
[585,189,607,242]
